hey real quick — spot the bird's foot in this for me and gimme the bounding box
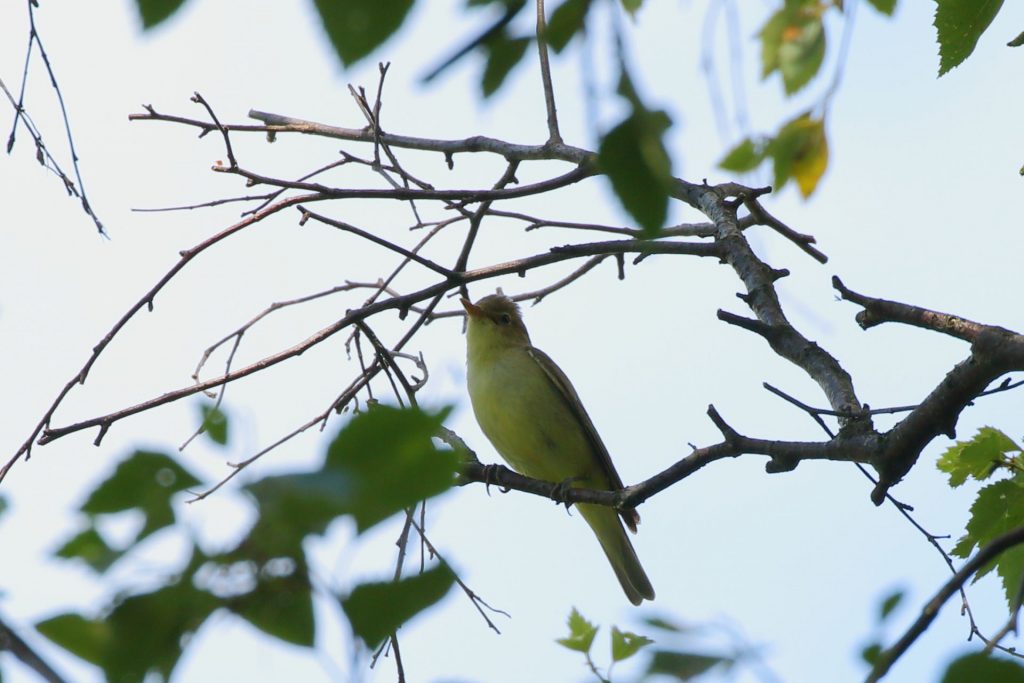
[482,463,511,496]
[550,475,584,512]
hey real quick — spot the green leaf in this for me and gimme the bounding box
[81,450,202,543]
[0,495,7,519]
[229,561,315,647]
[996,545,1024,610]
[244,406,456,555]
[342,564,455,647]
[35,614,111,667]
[779,18,825,95]
[768,113,828,197]
[950,478,1024,607]
[879,589,904,620]
[548,0,592,52]
[938,427,1019,487]
[934,0,1005,76]
[325,404,456,532]
[54,526,124,573]
[1009,31,1024,47]
[952,479,1024,559]
[941,651,1024,683]
[37,571,219,683]
[862,642,882,665]
[312,0,416,67]
[482,33,531,97]
[598,68,674,237]
[199,403,229,445]
[719,138,767,173]
[610,626,653,662]
[646,650,729,680]
[864,0,897,16]
[760,5,826,95]
[243,469,357,558]
[598,106,673,237]
[556,607,598,654]
[760,10,785,78]
[641,615,688,633]
[102,583,218,682]
[242,407,455,559]
[620,0,643,15]
[134,0,188,29]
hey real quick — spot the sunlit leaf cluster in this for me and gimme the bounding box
[938,427,1024,608]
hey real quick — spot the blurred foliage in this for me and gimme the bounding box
[759,1,826,96]
[312,0,417,66]
[482,32,532,97]
[937,427,1024,608]
[719,112,827,198]
[721,0,1019,194]
[555,609,784,682]
[199,404,228,445]
[133,0,187,29]
[548,0,592,52]
[941,651,1024,682]
[860,588,905,668]
[598,70,673,237]
[556,607,600,654]
[33,404,458,683]
[342,564,455,648]
[553,597,1024,682]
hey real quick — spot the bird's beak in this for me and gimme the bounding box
[461,297,485,319]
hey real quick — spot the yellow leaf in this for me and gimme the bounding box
[792,118,828,197]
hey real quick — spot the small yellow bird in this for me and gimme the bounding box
[462,294,655,605]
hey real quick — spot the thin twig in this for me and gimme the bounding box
[764,379,1009,659]
[534,0,562,144]
[410,518,509,633]
[299,208,454,277]
[0,612,68,683]
[2,4,103,234]
[1,193,319,483]
[132,107,597,165]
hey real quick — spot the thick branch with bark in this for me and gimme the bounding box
[834,276,1024,503]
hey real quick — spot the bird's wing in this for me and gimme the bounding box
[527,346,640,532]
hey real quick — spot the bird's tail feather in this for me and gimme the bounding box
[578,503,655,605]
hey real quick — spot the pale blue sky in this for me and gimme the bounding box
[2,1,1023,682]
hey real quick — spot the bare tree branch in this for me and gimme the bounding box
[131,106,595,165]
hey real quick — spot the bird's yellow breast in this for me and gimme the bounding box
[467,345,604,486]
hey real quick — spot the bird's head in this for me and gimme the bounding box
[461,294,532,353]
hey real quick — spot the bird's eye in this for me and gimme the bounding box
[498,313,512,325]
